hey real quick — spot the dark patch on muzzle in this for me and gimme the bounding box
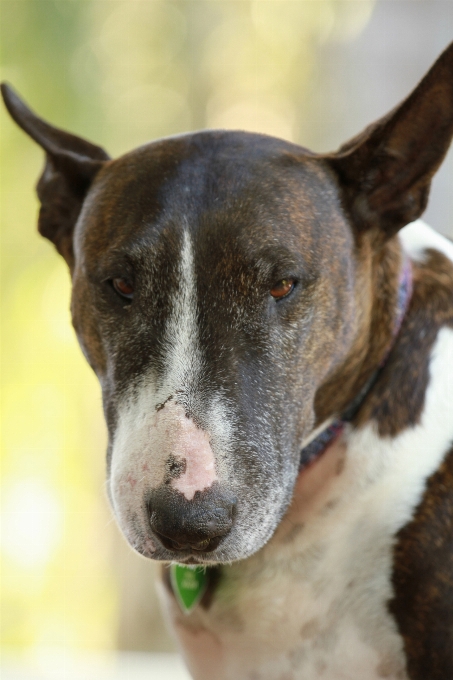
[164,454,187,482]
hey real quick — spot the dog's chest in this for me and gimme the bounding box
[161,324,453,680]
[163,441,409,680]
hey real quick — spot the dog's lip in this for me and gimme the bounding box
[157,546,218,564]
[163,550,211,565]
[176,555,205,565]
[139,533,221,562]
[135,539,211,563]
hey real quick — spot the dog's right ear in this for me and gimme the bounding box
[1,83,110,268]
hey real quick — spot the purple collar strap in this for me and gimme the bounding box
[299,255,413,470]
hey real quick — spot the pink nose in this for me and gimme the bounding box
[148,400,236,553]
[154,401,218,500]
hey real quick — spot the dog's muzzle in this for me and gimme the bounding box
[147,484,237,553]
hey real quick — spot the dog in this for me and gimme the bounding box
[2,41,453,680]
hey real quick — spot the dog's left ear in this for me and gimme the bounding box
[327,42,453,241]
[1,83,110,268]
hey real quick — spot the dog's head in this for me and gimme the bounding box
[3,43,453,563]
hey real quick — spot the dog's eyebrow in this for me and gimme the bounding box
[248,245,307,276]
[90,227,181,274]
[88,249,151,281]
[92,247,137,271]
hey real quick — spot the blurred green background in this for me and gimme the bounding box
[1,1,453,677]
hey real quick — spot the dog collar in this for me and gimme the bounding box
[299,255,413,469]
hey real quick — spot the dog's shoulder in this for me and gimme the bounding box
[391,443,453,680]
[381,220,453,679]
[312,220,453,679]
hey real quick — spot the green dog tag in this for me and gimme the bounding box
[170,564,208,614]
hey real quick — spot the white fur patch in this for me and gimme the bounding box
[400,219,453,263]
[163,229,203,392]
[165,328,453,680]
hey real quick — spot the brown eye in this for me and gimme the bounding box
[112,277,134,300]
[270,278,295,300]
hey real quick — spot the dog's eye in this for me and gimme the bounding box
[112,277,134,300]
[270,278,295,300]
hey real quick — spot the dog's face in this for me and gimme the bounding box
[3,41,453,563]
[71,133,362,562]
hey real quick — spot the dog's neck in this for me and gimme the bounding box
[308,240,413,462]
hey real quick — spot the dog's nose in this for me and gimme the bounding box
[147,485,237,553]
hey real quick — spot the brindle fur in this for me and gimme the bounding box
[391,445,453,679]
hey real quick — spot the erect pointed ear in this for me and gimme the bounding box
[326,42,453,242]
[1,83,110,268]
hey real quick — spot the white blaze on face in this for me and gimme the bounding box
[164,228,203,390]
[109,230,229,542]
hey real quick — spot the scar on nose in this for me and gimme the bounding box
[165,454,187,483]
[156,394,173,412]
